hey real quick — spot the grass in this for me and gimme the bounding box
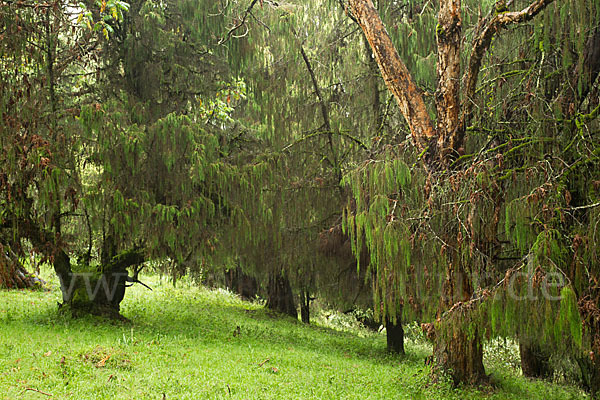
[0,271,589,399]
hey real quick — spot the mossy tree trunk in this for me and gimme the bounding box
[433,263,487,384]
[55,248,144,319]
[266,271,297,319]
[433,326,486,385]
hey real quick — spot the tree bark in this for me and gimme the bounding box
[562,26,600,116]
[300,289,311,324]
[55,248,144,319]
[519,340,552,379]
[434,326,487,385]
[266,271,298,319]
[577,301,600,397]
[224,266,258,300]
[346,0,555,385]
[385,314,405,354]
[435,0,462,159]
[347,0,436,154]
[0,245,39,289]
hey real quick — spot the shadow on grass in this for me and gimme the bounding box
[0,284,589,400]
[2,284,417,368]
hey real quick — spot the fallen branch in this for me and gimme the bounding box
[258,357,270,367]
[19,388,52,397]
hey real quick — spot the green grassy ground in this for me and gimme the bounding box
[0,273,588,399]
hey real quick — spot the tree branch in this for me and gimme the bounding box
[346,0,437,153]
[436,0,463,158]
[218,0,259,45]
[461,0,555,133]
[282,130,368,152]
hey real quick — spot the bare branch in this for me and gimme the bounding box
[218,0,259,45]
[346,0,437,153]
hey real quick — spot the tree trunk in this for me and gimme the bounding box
[300,289,311,324]
[519,341,552,379]
[55,248,144,319]
[224,266,258,301]
[431,259,486,384]
[0,245,39,289]
[434,326,487,385]
[266,271,297,319]
[591,359,600,398]
[435,0,462,159]
[562,26,600,114]
[347,0,552,386]
[575,309,600,397]
[347,0,436,154]
[385,314,405,354]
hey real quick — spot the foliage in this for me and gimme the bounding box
[341,0,600,387]
[1,0,600,392]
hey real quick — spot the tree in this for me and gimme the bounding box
[0,0,255,317]
[340,0,599,387]
[0,0,115,295]
[213,0,377,322]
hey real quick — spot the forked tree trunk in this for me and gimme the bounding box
[347,0,554,385]
[54,248,144,319]
[519,340,553,379]
[385,314,405,354]
[266,271,297,319]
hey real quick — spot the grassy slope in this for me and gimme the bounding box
[0,274,588,400]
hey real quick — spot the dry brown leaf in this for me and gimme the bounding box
[96,354,110,368]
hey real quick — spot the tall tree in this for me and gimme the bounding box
[340,0,599,387]
[0,0,257,317]
[214,0,377,321]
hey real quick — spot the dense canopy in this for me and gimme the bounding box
[1,0,599,395]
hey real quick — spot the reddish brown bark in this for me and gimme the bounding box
[435,0,462,158]
[347,0,436,153]
[434,326,487,385]
[0,245,38,289]
[345,0,555,386]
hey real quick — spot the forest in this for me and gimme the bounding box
[1,0,599,397]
